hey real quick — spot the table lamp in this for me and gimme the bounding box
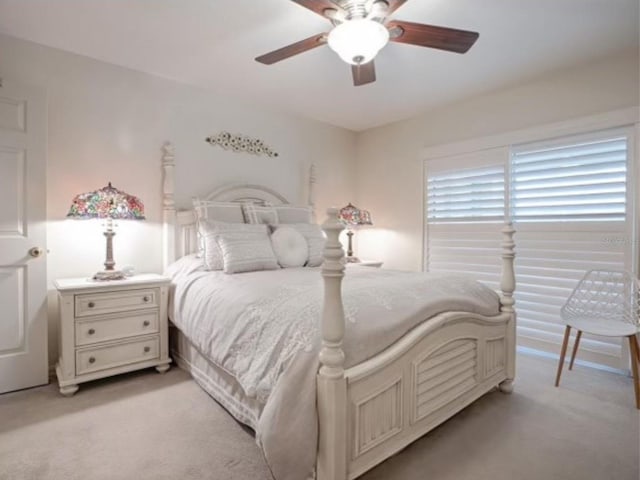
[338,202,372,263]
[67,182,145,281]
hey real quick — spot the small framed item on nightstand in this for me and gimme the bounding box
[54,274,171,396]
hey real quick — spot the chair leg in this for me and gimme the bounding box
[555,326,571,387]
[633,335,640,365]
[627,336,640,410]
[569,330,582,371]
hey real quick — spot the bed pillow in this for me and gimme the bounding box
[201,221,268,270]
[193,199,245,255]
[270,227,308,268]
[274,205,314,224]
[285,223,326,267]
[216,232,279,274]
[242,203,279,225]
[193,199,245,223]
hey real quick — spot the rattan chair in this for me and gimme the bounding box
[555,270,640,409]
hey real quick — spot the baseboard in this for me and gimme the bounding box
[517,346,629,376]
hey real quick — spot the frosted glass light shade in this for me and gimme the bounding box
[327,19,390,65]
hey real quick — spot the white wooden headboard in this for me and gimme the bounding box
[161,142,317,269]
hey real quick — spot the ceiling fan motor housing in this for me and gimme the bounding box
[327,18,390,65]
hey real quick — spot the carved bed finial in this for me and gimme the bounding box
[500,222,516,314]
[162,142,175,210]
[308,164,317,221]
[319,207,346,378]
[162,142,176,270]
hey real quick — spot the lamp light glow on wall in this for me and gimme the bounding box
[327,19,390,65]
[67,182,145,281]
[339,202,373,263]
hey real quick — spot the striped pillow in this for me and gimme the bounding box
[200,221,268,271]
[216,232,279,274]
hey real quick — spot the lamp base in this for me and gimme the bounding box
[92,270,126,281]
[345,256,361,263]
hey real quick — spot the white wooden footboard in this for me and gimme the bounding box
[317,209,516,480]
[345,312,512,478]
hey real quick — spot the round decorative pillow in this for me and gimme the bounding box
[270,227,309,268]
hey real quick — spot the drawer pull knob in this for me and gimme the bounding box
[144,346,151,353]
[89,357,96,364]
[143,320,150,327]
[88,328,95,335]
[88,302,95,308]
[143,296,150,302]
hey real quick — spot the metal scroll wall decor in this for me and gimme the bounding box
[205,132,279,157]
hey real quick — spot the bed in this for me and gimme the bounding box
[160,143,516,480]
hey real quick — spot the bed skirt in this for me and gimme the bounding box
[169,326,264,430]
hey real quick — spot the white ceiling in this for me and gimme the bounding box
[0,0,637,131]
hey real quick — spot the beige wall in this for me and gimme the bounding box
[0,33,357,366]
[354,49,640,271]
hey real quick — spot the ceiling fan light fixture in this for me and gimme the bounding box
[327,19,389,65]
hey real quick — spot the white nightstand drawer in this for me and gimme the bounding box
[75,311,159,346]
[76,336,160,375]
[75,288,159,318]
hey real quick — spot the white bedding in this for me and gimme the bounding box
[166,255,501,480]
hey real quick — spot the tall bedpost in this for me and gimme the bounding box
[317,207,347,480]
[308,163,317,222]
[162,142,176,271]
[499,222,516,394]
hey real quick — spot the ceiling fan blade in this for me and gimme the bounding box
[352,61,376,86]
[387,20,479,53]
[255,33,327,65]
[290,0,343,19]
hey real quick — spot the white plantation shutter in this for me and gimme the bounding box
[425,128,635,370]
[510,129,633,369]
[515,226,628,366]
[426,223,503,290]
[427,165,505,223]
[511,136,627,222]
[425,149,507,291]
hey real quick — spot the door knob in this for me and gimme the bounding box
[29,247,44,258]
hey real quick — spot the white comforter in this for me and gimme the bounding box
[166,255,500,480]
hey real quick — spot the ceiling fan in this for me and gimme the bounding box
[255,0,479,86]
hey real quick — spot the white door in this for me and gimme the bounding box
[0,78,48,393]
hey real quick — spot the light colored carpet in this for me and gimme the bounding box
[0,353,638,480]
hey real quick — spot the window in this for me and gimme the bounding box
[424,128,635,369]
[511,135,627,222]
[427,165,505,223]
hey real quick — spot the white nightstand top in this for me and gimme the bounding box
[54,273,170,291]
[346,260,383,268]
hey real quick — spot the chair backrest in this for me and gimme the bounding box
[561,270,640,325]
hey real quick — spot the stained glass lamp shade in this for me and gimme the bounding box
[67,182,145,281]
[338,203,373,262]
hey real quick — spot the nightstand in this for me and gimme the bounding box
[54,274,171,396]
[346,260,383,268]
